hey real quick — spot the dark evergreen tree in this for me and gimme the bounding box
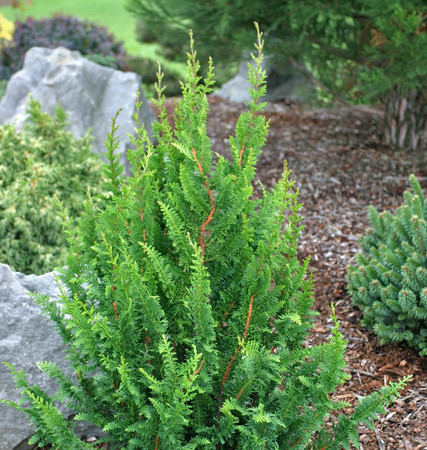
[127,0,427,150]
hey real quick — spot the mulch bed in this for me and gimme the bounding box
[200,96,426,450]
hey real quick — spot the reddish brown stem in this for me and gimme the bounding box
[291,434,304,448]
[194,358,205,376]
[191,148,215,259]
[218,302,235,328]
[112,301,118,321]
[217,347,240,417]
[236,385,245,400]
[242,295,254,340]
[154,436,159,450]
[291,427,319,448]
[201,180,215,233]
[238,144,246,166]
[217,294,255,417]
[112,382,125,409]
[189,358,205,382]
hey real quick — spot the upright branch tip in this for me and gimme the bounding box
[254,21,264,56]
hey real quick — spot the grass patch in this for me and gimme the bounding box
[1,0,146,55]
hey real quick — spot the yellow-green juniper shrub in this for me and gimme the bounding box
[2,29,410,449]
[0,98,105,274]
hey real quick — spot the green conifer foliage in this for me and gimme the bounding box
[0,98,105,274]
[348,175,427,356]
[2,28,409,449]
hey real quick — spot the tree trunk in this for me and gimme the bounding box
[384,84,427,151]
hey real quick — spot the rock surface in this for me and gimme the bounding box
[0,263,97,450]
[0,46,156,176]
[215,57,315,104]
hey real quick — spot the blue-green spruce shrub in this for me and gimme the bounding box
[347,175,427,356]
[2,29,409,449]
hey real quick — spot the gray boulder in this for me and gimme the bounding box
[215,57,315,104]
[0,46,156,176]
[0,264,98,449]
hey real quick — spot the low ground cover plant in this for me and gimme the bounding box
[347,175,427,356]
[0,98,105,274]
[2,29,409,449]
[0,14,126,80]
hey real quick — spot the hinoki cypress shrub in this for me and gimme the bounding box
[3,28,409,449]
[0,98,104,274]
[347,175,427,356]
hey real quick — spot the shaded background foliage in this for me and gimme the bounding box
[127,0,427,149]
[127,0,427,101]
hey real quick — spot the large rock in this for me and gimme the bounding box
[0,46,156,176]
[0,264,98,449]
[215,57,315,104]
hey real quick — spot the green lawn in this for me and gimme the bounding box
[0,0,154,56]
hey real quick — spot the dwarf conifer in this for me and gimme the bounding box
[0,98,104,274]
[2,27,409,449]
[348,175,427,356]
